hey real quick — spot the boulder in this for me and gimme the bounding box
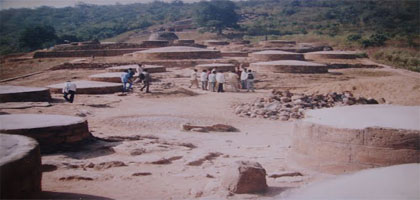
[222,161,268,194]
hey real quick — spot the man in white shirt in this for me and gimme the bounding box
[200,70,208,90]
[189,69,199,89]
[63,80,77,103]
[240,67,248,90]
[208,71,217,92]
[216,71,225,93]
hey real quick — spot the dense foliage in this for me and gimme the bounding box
[0,0,419,55]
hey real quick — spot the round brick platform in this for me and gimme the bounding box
[107,64,166,73]
[289,105,420,174]
[0,114,93,153]
[89,72,123,83]
[249,60,328,73]
[195,63,236,72]
[259,40,296,46]
[174,39,195,45]
[0,134,42,199]
[134,46,221,60]
[0,85,51,103]
[48,80,122,94]
[250,50,305,61]
[204,40,229,45]
[305,51,366,60]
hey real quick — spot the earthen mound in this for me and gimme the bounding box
[134,46,221,60]
[0,134,41,199]
[250,50,304,61]
[0,114,92,153]
[48,80,122,94]
[305,51,366,60]
[290,105,420,174]
[0,85,51,103]
[149,32,179,41]
[250,60,328,73]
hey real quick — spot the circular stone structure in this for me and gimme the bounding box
[0,114,92,153]
[250,50,304,61]
[285,164,420,200]
[250,60,328,73]
[0,85,51,103]
[134,46,221,60]
[149,32,179,41]
[0,134,42,199]
[48,80,122,94]
[305,51,366,60]
[174,39,195,45]
[204,40,229,46]
[107,64,166,73]
[259,40,296,46]
[89,72,123,83]
[289,105,420,174]
[195,63,236,72]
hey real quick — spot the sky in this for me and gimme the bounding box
[0,0,204,10]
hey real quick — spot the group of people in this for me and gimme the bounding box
[120,64,151,93]
[189,65,256,93]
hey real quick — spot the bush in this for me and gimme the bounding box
[347,34,362,41]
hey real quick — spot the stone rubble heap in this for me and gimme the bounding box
[234,89,381,121]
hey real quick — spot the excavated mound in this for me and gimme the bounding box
[0,114,92,153]
[134,46,221,60]
[285,164,420,199]
[250,50,304,61]
[259,40,296,46]
[204,40,229,45]
[149,32,179,41]
[0,85,51,103]
[249,60,328,73]
[174,40,195,45]
[89,72,123,83]
[289,105,420,174]
[107,64,166,73]
[305,51,365,60]
[221,51,249,57]
[48,80,121,94]
[0,134,41,199]
[195,63,236,72]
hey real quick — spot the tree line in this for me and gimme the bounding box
[0,0,418,55]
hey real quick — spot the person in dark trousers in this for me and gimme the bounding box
[216,71,225,93]
[63,80,77,103]
[140,69,151,93]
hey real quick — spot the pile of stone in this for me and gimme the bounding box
[234,90,381,121]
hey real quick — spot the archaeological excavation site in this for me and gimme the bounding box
[0,1,419,199]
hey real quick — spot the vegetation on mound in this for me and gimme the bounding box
[0,0,418,72]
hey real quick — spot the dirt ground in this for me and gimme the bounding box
[1,54,419,199]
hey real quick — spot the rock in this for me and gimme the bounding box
[94,161,127,170]
[187,152,223,166]
[130,148,147,156]
[132,172,152,176]
[280,97,291,103]
[378,98,386,104]
[149,156,183,165]
[222,161,268,194]
[191,127,209,132]
[59,175,94,181]
[366,98,379,104]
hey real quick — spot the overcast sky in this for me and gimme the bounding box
[0,0,206,10]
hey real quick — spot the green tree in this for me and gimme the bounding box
[194,0,239,35]
[19,25,58,50]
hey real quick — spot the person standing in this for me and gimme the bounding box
[208,70,217,92]
[63,80,77,103]
[140,69,151,93]
[240,67,248,90]
[200,70,208,90]
[134,64,144,83]
[246,69,255,92]
[216,71,225,93]
[189,69,199,89]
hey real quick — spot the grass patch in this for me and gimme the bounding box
[371,48,420,72]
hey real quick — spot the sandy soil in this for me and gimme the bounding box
[1,53,419,199]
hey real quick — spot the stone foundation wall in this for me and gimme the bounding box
[89,76,121,83]
[0,89,51,103]
[250,54,304,61]
[0,135,42,199]
[34,49,146,58]
[289,121,420,174]
[136,51,222,60]
[196,65,236,72]
[250,64,328,73]
[54,43,147,51]
[107,66,167,73]
[222,52,249,57]
[305,53,361,60]
[1,121,92,153]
